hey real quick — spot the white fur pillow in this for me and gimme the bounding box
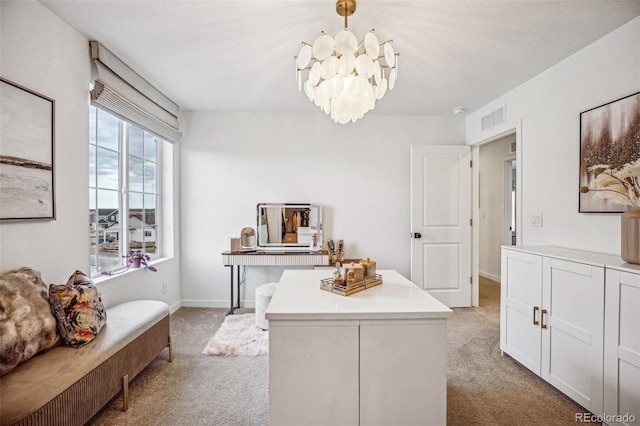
[0,267,61,376]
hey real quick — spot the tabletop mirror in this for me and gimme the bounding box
[256,203,322,250]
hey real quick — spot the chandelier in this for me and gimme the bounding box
[295,0,398,124]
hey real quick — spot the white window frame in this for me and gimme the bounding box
[89,106,163,276]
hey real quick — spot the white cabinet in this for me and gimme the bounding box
[604,267,640,425]
[501,247,606,415]
[268,269,452,426]
[270,318,448,426]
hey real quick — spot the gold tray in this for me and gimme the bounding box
[320,274,383,296]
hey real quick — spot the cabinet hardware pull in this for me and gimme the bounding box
[533,306,539,325]
[541,309,548,329]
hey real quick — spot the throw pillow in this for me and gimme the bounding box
[49,270,107,348]
[0,267,61,377]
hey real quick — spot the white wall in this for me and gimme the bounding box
[0,1,182,311]
[6,2,634,309]
[466,16,640,256]
[479,135,515,280]
[180,112,464,307]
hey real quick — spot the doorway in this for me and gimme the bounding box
[473,132,519,306]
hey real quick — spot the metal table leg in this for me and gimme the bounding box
[226,265,234,316]
[226,265,242,316]
[236,265,241,311]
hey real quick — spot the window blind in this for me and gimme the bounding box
[89,41,181,143]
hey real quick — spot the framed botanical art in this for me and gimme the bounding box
[579,91,640,213]
[0,77,55,221]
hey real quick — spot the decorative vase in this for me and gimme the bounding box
[621,207,640,264]
[131,258,141,268]
[310,240,320,252]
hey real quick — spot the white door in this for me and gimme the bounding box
[410,145,472,307]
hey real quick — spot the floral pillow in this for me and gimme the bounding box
[49,271,106,348]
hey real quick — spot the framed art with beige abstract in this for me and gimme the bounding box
[579,91,640,213]
[0,77,55,221]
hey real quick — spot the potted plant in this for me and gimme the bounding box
[101,250,157,275]
[126,250,157,270]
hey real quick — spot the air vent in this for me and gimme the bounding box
[510,141,516,154]
[481,106,506,131]
[481,115,492,131]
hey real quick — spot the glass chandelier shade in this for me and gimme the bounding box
[295,1,398,124]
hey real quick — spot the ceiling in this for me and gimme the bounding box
[39,0,640,117]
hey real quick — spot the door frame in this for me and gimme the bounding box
[471,121,522,306]
[503,155,516,247]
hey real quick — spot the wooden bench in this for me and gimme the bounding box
[0,300,171,426]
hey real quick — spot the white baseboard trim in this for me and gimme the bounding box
[479,271,501,283]
[180,299,256,309]
[169,301,182,314]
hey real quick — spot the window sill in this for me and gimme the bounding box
[93,256,173,283]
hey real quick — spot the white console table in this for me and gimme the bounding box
[266,269,452,426]
[221,251,329,315]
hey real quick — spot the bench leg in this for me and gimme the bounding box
[168,335,173,362]
[122,374,129,411]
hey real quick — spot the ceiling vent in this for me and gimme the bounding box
[481,106,506,131]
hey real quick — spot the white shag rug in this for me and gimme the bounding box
[202,313,268,357]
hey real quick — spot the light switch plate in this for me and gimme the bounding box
[531,213,543,227]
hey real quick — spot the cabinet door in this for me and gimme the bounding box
[360,319,447,426]
[604,269,640,425]
[500,248,543,374]
[269,321,360,426]
[541,257,604,415]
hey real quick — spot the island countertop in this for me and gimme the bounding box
[266,269,453,321]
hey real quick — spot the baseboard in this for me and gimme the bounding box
[479,271,501,283]
[168,301,182,314]
[180,300,256,309]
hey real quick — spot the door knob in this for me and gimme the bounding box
[412,233,422,239]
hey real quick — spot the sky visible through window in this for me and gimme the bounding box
[89,107,119,210]
[89,108,156,210]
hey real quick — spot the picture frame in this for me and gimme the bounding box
[579,91,640,213]
[0,77,56,221]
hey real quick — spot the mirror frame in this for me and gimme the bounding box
[256,203,322,250]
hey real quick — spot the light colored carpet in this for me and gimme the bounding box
[87,280,594,425]
[203,313,268,357]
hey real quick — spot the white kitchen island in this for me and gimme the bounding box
[266,269,453,426]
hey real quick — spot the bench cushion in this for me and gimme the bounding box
[0,299,169,425]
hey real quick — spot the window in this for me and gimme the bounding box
[89,106,162,275]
